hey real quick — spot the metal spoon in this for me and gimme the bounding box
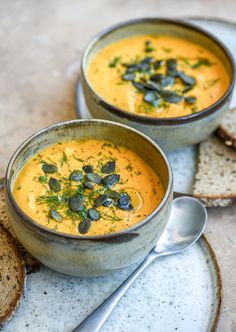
[73,196,207,332]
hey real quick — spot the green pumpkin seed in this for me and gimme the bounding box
[102,161,116,174]
[82,165,93,173]
[69,195,84,212]
[86,173,102,184]
[150,73,163,81]
[103,174,120,187]
[78,218,91,234]
[83,181,94,190]
[160,76,175,87]
[144,91,160,106]
[118,194,134,211]
[185,96,197,104]
[94,194,109,207]
[153,60,164,69]
[105,189,120,199]
[88,208,100,221]
[69,170,83,181]
[103,198,114,207]
[49,209,63,222]
[167,68,179,77]
[122,73,136,81]
[42,163,58,174]
[178,72,196,86]
[126,64,140,73]
[167,59,177,69]
[49,177,61,192]
[161,90,183,104]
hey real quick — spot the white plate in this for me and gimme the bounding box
[76,17,236,195]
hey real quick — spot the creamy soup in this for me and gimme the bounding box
[13,140,164,236]
[88,34,229,118]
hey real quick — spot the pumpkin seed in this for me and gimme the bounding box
[185,96,197,104]
[147,80,161,92]
[103,198,114,207]
[103,174,120,187]
[150,73,163,81]
[69,170,83,181]
[126,64,139,73]
[88,208,100,221]
[167,68,179,77]
[167,59,177,69]
[161,90,183,104]
[86,173,102,184]
[105,189,120,199]
[69,195,84,212]
[78,218,91,234]
[153,60,164,69]
[82,165,93,173]
[83,181,94,190]
[42,163,57,174]
[118,194,133,211]
[178,72,196,86]
[94,194,109,207]
[122,73,136,81]
[102,161,116,174]
[132,81,149,92]
[49,209,63,222]
[160,76,175,87]
[49,177,61,192]
[144,91,160,106]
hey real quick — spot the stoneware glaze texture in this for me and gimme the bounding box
[5,120,173,276]
[81,18,235,151]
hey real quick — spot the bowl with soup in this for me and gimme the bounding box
[5,120,173,276]
[81,18,235,150]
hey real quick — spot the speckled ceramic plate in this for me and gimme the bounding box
[4,234,221,332]
[75,17,236,195]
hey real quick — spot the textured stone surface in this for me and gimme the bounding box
[1,1,236,331]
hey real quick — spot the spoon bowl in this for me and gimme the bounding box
[154,196,207,256]
[73,196,207,332]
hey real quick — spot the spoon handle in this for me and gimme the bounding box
[72,252,156,332]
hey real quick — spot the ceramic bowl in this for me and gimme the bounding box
[81,18,235,151]
[5,119,173,276]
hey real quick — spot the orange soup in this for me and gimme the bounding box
[13,140,164,236]
[88,34,229,118]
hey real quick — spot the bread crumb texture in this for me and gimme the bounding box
[193,135,236,207]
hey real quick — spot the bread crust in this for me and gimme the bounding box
[216,107,236,150]
[0,224,26,327]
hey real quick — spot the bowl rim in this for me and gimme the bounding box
[81,17,235,126]
[5,119,173,241]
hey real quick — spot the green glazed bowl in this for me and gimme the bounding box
[5,119,173,276]
[81,18,235,151]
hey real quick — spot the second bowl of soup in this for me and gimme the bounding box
[81,18,235,150]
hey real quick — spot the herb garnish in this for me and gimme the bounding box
[109,56,121,68]
[36,153,135,234]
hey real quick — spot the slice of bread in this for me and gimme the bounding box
[0,224,25,327]
[193,135,236,207]
[217,107,236,149]
[0,186,40,273]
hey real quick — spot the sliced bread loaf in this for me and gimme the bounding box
[0,186,40,273]
[0,224,25,327]
[193,135,236,207]
[217,107,236,149]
